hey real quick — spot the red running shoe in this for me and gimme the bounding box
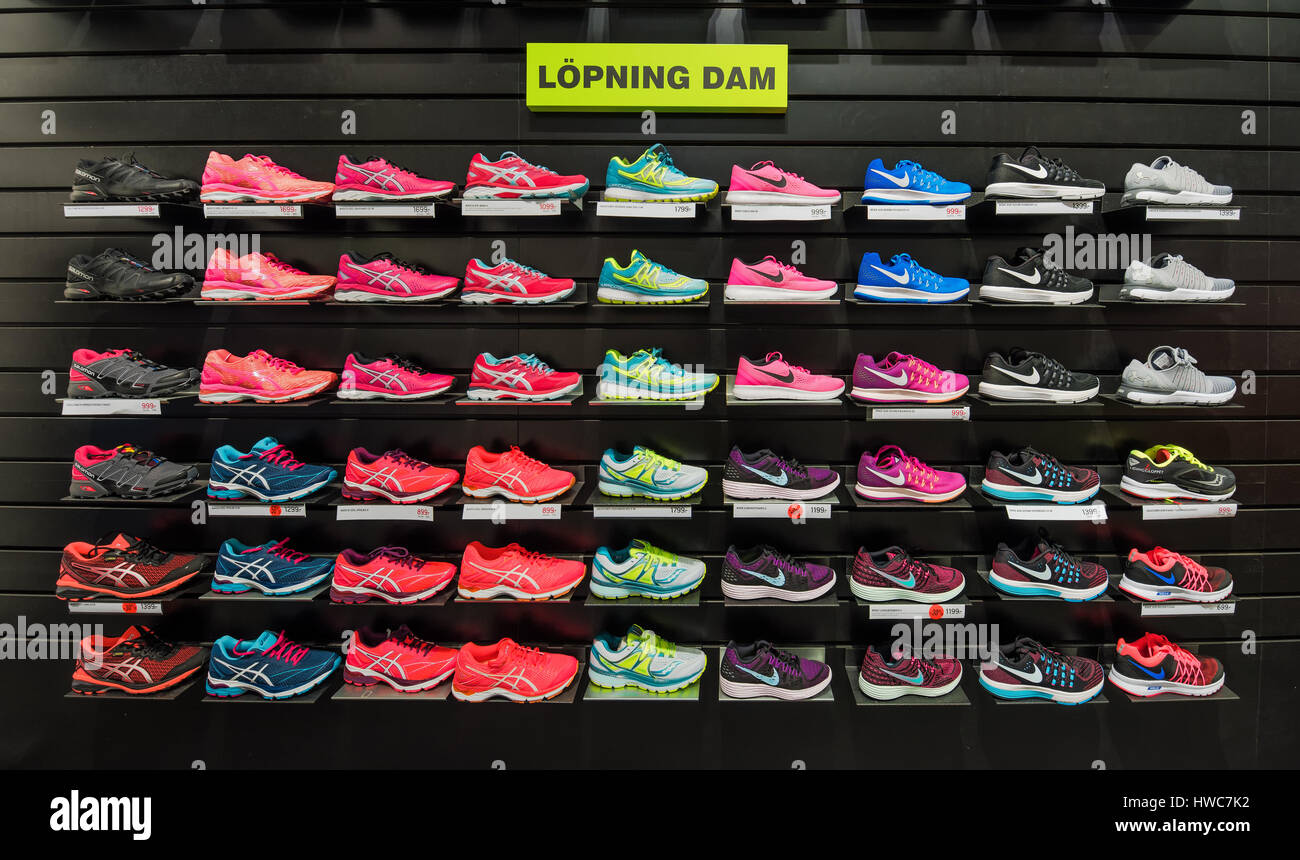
[57,533,205,601]
[858,646,963,700]
[462,445,575,503]
[451,637,580,702]
[467,352,581,401]
[1109,633,1225,697]
[333,155,454,201]
[200,151,334,203]
[334,251,459,303]
[343,448,459,503]
[339,353,454,401]
[462,258,575,305]
[344,625,458,692]
[331,546,456,604]
[202,247,336,301]
[459,541,585,600]
[72,625,206,695]
[462,151,589,200]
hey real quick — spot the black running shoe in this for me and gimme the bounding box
[978,348,1099,403]
[1121,444,1235,501]
[984,146,1105,200]
[979,248,1094,305]
[70,443,198,499]
[68,348,198,399]
[979,636,1105,704]
[65,249,195,301]
[70,154,199,203]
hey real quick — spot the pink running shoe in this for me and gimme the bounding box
[854,444,966,503]
[461,258,575,304]
[338,353,454,401]
[200,349,337,403]
[202,248,335,301]
[333,155,454,201]
[467,353,581,401]
[463,151,589,200]
[858,646,963,700]
[851,352,970,404]
[734,352,845,402]
[724,256,838,301]
[725,161,842,206]
[334,251,459,302]
[200,152,334,203]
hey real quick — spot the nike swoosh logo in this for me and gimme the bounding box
[741,463,789,486]
[1129,659,1166,680]
[870,265,910,285]
[881,667,924,684]
[734,663,781,684]
[997,267,1042,285]
[749,173,787,188]
[1005,162,1049,179]
[864,466,906,486]
[1144,565,1177,585]
[739,566,786,586]
[994,366,1040,384]
[999,662,1043,683]
[758,368,795,383]
[876,569,916,588]
[1006,559,1052,581]
[872,368,908,385]
[746,267,785,284]
[999,465,1042,485]
[871,169,909,188]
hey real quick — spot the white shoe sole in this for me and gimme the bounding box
[978,285,1093,305]
[1116,385,1236,406]
[853,483,965,503]
[1117,575,1233,603]
[721,475,841,500]
[1108,668,1224,697]
[848,578,964,603]
[860,189,969,204]
[331,189,451,201]
[1123,189,1232,206]
[850,385,968,404]
[720,672,832,700]
[724,283,837,301]
[332,288,456,302]
[858,671,961,700]
[854,284,969,302]
[724,190,841,206]
[984,181,1104,200]
[732,383,843,401]
[1120,285,1235,302]
[1119,476,1234,502]
[977,381,1098,403]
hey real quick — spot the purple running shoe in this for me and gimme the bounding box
[850,546,965,602]
[720,640,832,700]
[851,352,969,404]
[722,445,841,501]
[858,646,963,699]
[854,444,966,503]
[722,545,837,601]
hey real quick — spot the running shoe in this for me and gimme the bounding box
[984,146,1104,200]
[1119,546,1233,603]
[330,546,456,604]
[990,529,1109,601]
[589,540,706,600]
[201,248,336,301]
[461,445,575,503]
[979,636,1104,704]
[1118,346,1236,406]
[462,151,589,200]
[598,446,708,501]
[981,447,1100,504]
[458,541,585,600]
[208,436,336,502]
[858,647,963,700]
[334,251,459,302]
[1121,253,1235,302]
[212,538,333,596]
[71,626,205,696]
[333,155,455,201]
[70,443,197,500]
[589,626,707,693]
[850,352,969,404]
[854,445,965,503]
[200,152,334,203]
[722,445,840,500]
[1121,444,1235,501]
[68,348,197,399]
[451,638,579,702]
[861,158,971,204]
[734,352,845,401]
[462,257,576,304]
[467,353,580,401]
[205,630,340,699]
[56,534,205,601]
[719,641,832,700]
[978,348,1099,403]
[849,547,965,603]
[1109,634,1225,697]
[344,625,458,692]
[603,143,718,202]
[723,256,837,301]
[1123,156,1232,206]
[979,247,1094,305]
[71,154,199,203]
[855,252,969,303]
[725,161,842,205]
[200,348,337,403]
[596,347,719,401]
[338,352,454,401]
[721,545,837,602]
[64,248,194,301]
[597,250,708,304]
[343,448,459,503]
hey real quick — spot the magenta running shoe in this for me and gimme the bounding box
[338,352,454,401]
[333,155,454,201]
[724,256,838,301]
[850,546,965,602]
[734,352,845,401]
[854,444,966,503]
[858,646,963,700]
[725,161,842,206]
[334,251,459,302]
[851,352,969,404]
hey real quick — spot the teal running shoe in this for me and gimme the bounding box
[590,539,706,600]
[597,347,718,401]
[603,143,719,203]
[588,625,707,692]
[598,445,708,500]
[596,250,708,304]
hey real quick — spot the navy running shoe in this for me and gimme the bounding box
[212,538,333,595]
[208,436,336,502]
[205,630,340,699]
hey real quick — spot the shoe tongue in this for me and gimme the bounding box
[391,624,417,643]
[1148,346,1179,370]
[249,630,279,651]
[1151,155,1174,169]
[1007,347,1037,365]
[1020,145,1043,162]
[120,625,143,642]
[629,249,649,265]
[108,533,135,550]
[251,436,279,453]
[629,538,652,554]
[1150,252,1175,268]
[875,445,906,466]
[1014,247,1042,264]
[626,624,647,643]
[644,142,668,159]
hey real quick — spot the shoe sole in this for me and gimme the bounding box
[720,673,832,700]
[721,476,840,500]
[1119,476,1234,502]
[858,672,962,700]
[984,182,1104,200]
[977,285,1093,305]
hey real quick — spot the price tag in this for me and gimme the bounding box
[728,204,833,222]
[867,603,966,620]
[61,398,161,416]
[459,199,562,216]
[993,200,1094,215]
[333,203,437,218]
[335,504,433,522]
[1144,207,1240,222]
[207,503,306,518]
[461,501,562,521]
[64,203,160,218]
[203,204,303,218]
[68,601,163,615]
[731,501,832,520]
[865,204,965,221]
[592,505,692,519]
[595,201,696,219]
[1141,502,1237,520]
[871,405,970,421]
[1004,503,1107,523]
[1140,601,1236,617]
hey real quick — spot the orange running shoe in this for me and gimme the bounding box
[199,348,337,403]
[202,247,336,301]
[344,625,458,692]
[461,444,575,503]
[451,637,579,702]
[330,546,456,604]
[458,541,585,600]
[71,626,206,695]
[342,448,459,503]
[200,151,334,203]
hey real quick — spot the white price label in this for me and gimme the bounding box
[867,603,966,620]
[871,405,970,421]
[68,601,163,615]
[207,502,306,518]
[459,199,562,216]
[333,203,437,218]
[1141,502,1237,520]
[1144,207,1240,222]
[729,204,833,222]
[1004,503,1107,523]
[336,504,433,522]
[62,398,161,416]
[865,204,965,221]
[1140,601,1236,617]
[461,502,562,521]
[731,501,832,520]
[595,201,696,219]
[203,203,303,218]
[64,203,160,218]
[994,200,1093,215]
[592,504,692,519]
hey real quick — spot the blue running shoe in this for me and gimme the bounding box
[212,538,333,595]
[861,158,971,204]
[855,252,970,303]
[604,143,719,203]
[597,347,718,401]
[590,539,706,600]
[596,250,708,304]
[598,446,708,501]
[205,630,340,699]
[208,436,336,502]
[588,625,707,693]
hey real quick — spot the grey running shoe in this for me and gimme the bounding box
[1122,156,1232,206]
[70,443,199,499]
[1117,346,1236,406]
[1121,253,1235,302]
[68,348,198,399]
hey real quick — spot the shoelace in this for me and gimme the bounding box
[265,538,311,565]
[396,630,438,656]
[247,155,305,178]
[768,452,808,478]
[1158,444,1210,471]
[635,629,676,657]
[500,640,547,667]
[379,354,430,375]
[1041,155,1082,180]
[895,159,943,188]
[1011,638,1075,682]
[636,541,679,567]
[259,254,308,276]
[503,445,549,475]
[899,553,931,583]
[249,443,306,471]
[1159,159,1212,192]
[125,155,165,179]
[500,259,544,278]
[109,349,169,370]
[498,151,557,176]
[1039,540,1081,578]
[515,353,552,374]
[1159,256,1210,288]
[759,546,806,577]
[755,641,801,676]
[258,631,309,665]
[125,627,174,660]
[383,449,429,470]
[749,160,802,181]
[1147,547,1210,591]
[374,546,423,570]
[374,253,430,275]
[110,249,157,271]
[92,533,169,566]
[371,158,421,181]
[113,444,165,469]
[1159,638,1206,685]
[758,255,802,276]
[639,446,683,472]
[882,448,940,487]
[637,347,687,379]
[248,349,304,373]
[762,352,810,379]
[634,258,681,284]
[894,353,940,386]
[891,254,941,289]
